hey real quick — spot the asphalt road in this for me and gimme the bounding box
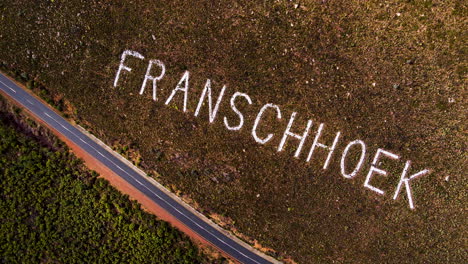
[0,72,275,264]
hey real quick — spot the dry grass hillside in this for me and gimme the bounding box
[0,0,466,263]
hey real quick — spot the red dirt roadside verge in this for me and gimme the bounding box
[0,73,238,263]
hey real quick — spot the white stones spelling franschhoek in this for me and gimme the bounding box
[113,49,431,210]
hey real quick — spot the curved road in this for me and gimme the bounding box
[0,72,276,264]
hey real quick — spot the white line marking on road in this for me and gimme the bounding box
[27,99,34,105]
[43,111,265,264]
[0,79,17,93]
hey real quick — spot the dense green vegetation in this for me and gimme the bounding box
[0,113,207,263]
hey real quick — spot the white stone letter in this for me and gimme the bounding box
[277,112,313,158]
[393,161,430,209]
[364,149,400,195]
[114,50,144,87]
[165,71,190,112]
[340,140,366,179]
[140,59,165,101]
[224,92,252,131]
[194,79,227,123]
[306,123,341,169]
[252,104,281,144]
